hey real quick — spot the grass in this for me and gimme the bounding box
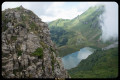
[16,7,21,10]
[48,5,105,56]
[51,53,56,71]
[21,14,29,21]
[31,47,43,59]
[40,42,48,49]
[48,18,70,28]
[2,25,8,32]
[58,40,105,57]
[14,22,26,28]
[29,21,38,32]
[2,11,11,32]
[41,60,45,71]
[68,47,118,78]
[17,50,22,56]
[11,36,17,41]
[50,46,56,53]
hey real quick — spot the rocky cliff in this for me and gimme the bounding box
[2,6,69,78]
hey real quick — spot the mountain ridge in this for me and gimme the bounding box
[48,5,109,57]
[2,6,70,78]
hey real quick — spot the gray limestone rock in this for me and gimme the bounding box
[2,6,69,78]
[7,22,13,28]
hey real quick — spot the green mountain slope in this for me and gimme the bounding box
[48,18,70,28]
[48,5,118,78]
[68,47,118,78]
[48,5,111,57]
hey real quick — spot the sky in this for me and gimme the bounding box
[2,2,99,22]
[2,2,118,41]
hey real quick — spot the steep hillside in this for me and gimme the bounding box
[48,18,70,28]
[2,6,69,78]
[48,5,110,57]
[68,47,118,78]
[47,4,118,78]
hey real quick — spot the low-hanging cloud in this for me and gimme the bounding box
[99,2,118,42]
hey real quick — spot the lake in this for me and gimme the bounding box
[62,47,95,70]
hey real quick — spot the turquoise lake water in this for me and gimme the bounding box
[62,47,95,70]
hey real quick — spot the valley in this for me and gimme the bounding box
[48,4,118,78]
[48,5,114,57]
[2,2,118,78]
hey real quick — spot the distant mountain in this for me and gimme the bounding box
[48,5,112,57]
[48,18,70,28]
[48,5,118,78]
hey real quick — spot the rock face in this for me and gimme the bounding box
[2,6,69,78]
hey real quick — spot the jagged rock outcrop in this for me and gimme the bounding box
[2,6,70,78]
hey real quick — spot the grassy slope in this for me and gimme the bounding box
[68,47,118,78]
[48,18,70,28]
[48,5,118,78]
[48,5,112,57]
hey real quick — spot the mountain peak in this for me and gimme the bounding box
[2,7,69,78]
[19,5,24,8]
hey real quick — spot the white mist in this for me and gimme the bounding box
[99,2,118,42]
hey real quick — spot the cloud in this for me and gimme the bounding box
[2,2,53,18]
[41,7,83,22]
[2,2,87,22]
[3,1,117,26]
[99,2,118,42]
[77,47,93,59]
[2,2,31,10]
[2,2,118,42]
[40,2,83,22]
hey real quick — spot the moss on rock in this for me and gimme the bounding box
[31,47,43,59]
